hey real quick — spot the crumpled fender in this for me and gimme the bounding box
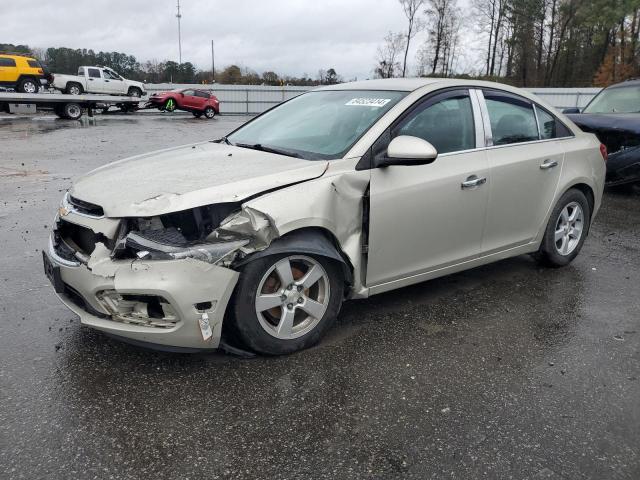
[235,228,353,285]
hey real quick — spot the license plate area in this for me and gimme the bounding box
[43,251,65,293]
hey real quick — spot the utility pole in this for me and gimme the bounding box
[211,40,215,83]
[176,0,182,64]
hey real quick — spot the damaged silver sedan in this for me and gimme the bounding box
[43,78,606,354]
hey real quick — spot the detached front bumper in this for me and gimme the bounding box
[44,234,239,350]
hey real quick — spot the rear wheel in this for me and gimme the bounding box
[203,106,216,119]
[17,77,39,94]
[229,253,344,355]
[535,188,590,267]
[65,83,82,95]
[127,87,142,97]
[59,102,82,120]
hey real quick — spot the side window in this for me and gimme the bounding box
[484,91,539,145]
[195,91,210,98]
[88,68,101,78]
[535,105,573,139]
[0,58,17,67]
[27,60,40,68]
[78,67,85,76]
[182,89,195,96]
[394,90,476,154]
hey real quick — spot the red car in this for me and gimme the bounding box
[147,88,220,119]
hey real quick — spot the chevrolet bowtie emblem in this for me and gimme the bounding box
[58,206,69,217]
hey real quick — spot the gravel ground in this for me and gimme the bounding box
[0,112,639,480]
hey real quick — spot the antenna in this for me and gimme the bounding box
[176,0,182,64]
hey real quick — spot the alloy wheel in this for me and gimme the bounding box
[24,81,37,93]
[255,255,330,340]
[554,201,584,255]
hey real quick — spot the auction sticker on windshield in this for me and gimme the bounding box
[345,98,392,107]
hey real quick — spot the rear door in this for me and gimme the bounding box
[0,57,18,84]
[479,90,568,253]
[180,89,198,109]
[192,90,210,110]
[86,67,107,93]
[366,89,490,288]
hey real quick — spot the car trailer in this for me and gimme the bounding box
[0,92,143,120]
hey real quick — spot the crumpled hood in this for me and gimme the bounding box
[566,113,640,135]
[70,142,328,217]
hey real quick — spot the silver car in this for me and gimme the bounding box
[43,79,606,354]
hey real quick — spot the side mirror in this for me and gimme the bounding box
[375,136,438,168]
[562,107,581,114]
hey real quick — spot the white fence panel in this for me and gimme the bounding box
[144,83,602,114]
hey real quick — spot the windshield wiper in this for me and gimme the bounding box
[234,143,302,158]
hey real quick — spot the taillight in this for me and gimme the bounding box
[599,143,608,162]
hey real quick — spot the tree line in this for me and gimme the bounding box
[0,43,341,86]
[376,0,640,87]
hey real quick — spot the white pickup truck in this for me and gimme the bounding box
[51,66,145,97]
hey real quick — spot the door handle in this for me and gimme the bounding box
[461,175,487,189]
[540,159,558,170]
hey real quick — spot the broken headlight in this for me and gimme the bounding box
[119,229,249,264]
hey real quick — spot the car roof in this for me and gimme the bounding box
[0,53,36,60]
[314,77,536,95]
[316,78,443,92]
[607,79,640,89]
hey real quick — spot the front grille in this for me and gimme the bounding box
[68,195,104,217]
[57,219,103,256]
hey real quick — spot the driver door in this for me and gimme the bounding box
[366,89,490,289]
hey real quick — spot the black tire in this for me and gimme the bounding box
[61,102,83,120]
[203,106,216,119]
[65,83,82,95]
[127,87,142,98]
[192,111,203,118]
[164,98,177,112]
[17,77,39,94]
[535,188,591,267]
[229,253,344,355]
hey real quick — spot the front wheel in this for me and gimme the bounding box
[192,111,203,118]
[229,253,344,355]
[164,98,177,112]
[127,87,142,98]
[203,106,216,119]
[535,188,591,267]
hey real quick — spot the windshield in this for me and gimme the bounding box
[227,90,407,160]
[583,85,640,113]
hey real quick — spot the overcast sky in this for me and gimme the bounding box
[4,0,476,79]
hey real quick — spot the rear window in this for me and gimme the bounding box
[0,57,16,67]
[78,67,85,76]
[535,105,573,139]
[27,60,40,68]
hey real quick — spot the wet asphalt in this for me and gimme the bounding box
[0,112,639,480]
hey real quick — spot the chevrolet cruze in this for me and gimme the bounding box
[43,79,606,354]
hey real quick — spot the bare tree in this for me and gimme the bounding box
[374,32,406,78]
[399,0,426,77]
[421,0,461,75]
